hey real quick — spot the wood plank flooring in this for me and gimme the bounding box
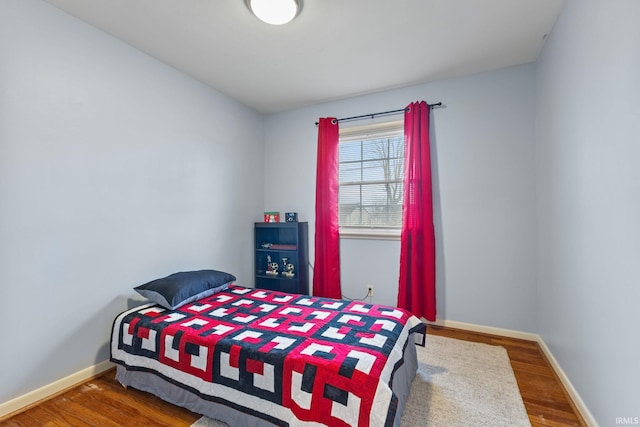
[1,326,586,427]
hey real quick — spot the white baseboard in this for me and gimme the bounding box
[427,318,540,341]
[0,360,114,419]
[427,319,598,427]
[536,338,598,427]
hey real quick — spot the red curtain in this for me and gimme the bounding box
[397,101,436,321]
[313,118,342,299]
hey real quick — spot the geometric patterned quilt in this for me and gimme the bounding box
[111,286,425,427]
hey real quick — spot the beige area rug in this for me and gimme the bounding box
[192,335,531,426]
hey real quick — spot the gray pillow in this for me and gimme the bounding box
[134,269,236,309]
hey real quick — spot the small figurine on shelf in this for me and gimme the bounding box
[279,257,295,278]
[265,255,279,275]
[268,262,279,275]
[282,263,295,278]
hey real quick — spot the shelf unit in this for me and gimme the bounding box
[254,222,309,295]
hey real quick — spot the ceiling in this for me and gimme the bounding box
[44,0,565,114]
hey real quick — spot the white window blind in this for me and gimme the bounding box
[338,120,404,234]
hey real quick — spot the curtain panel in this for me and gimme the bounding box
[397,101,436,321]
[313,118,342,299]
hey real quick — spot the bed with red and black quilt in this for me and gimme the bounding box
[111,285,425,427]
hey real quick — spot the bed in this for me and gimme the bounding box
[111,277,425,427]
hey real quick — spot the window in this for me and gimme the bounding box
[338,120,404,239]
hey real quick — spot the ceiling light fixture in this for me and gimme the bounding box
[246,0,302,25]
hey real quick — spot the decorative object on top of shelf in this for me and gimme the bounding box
[261,243,272,248]
[264,212,280,223]
[285,212,298,222]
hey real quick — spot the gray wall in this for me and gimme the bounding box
[0,0,264,404]
[264,64,538,333]
[535,0,640,424]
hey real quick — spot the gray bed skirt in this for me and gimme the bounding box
[115,333,420,427]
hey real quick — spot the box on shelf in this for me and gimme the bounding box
[285,212,298,222]
[263,212,280,223]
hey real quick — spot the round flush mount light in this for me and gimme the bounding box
[246,0,302,25]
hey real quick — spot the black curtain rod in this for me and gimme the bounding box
[315,102,442,126]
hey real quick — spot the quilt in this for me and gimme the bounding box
[111,286,425,427]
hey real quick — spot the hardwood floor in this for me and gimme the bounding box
[1,326,586,427]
